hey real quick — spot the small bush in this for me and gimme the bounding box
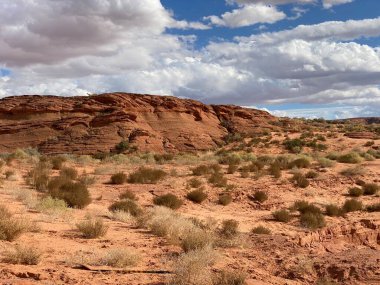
[181,229,214,252]
[283,139,304,153]
[110,172,128,185]
[273,209,292,223]
[364,141,375,147]
[153,193,182,210]
[3,245,42,265]
[0,206,29,241]
[119,190,137,201]
[269,162,282,178]
[128,167,167,184]
[218,193,232,206]
[325,204,344,217]
[51,156,66,170]
[340,166,367,177]
[60,167,78,180]
[362,183,379,195]
[337,152,363,164]
[188,178,203,188]
[26,161,51,192]
[100,248,140,267]
[213,270,247,285]
[109,200,142,217]
[219,219,239,239]
[252,191,268,203]
[50,182,91,209]
[348,187,363,197]
[227,163,239,174]
[289,158,311,169]
[187,189,208,204]
[76,218,108,239]
[251,226,271,235]
[300,212,325,229]
[305,170,318,179]
[36,196,68,215]
[218,154,241,165]
[342,199,362,213]
[291,173,309,188]
[317,157,335,168]
[367,203,380,212]
[208,171,228,188]
[154,153,174,164]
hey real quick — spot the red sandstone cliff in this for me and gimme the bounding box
[0,93,278,154]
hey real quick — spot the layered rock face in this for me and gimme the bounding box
[0,93,277,154]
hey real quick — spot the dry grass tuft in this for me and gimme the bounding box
[76,218,108,239]
[2,245,42,265]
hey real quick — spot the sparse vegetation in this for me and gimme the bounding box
[252,191,268,203]
[109,200,142,216]
[251,226,271,235]
[218,193,233,206]
[153,193,182,210]
[119,190,138,201]
[2,245,42,265]
[337,152,363,164]
[362,183,379,195]
[272,209,292,223]
[110,172,128,184]
[342,199,362,213]
[348,187,363,197]
[100,248,140,267]
[187,189,208,204]
[325,204,344,217]
[291,173,309,188]
[340,166,367,177]
[76,218,108,239]
[219,219,239,239]
[300,212,325,229]
[50,181,91,209]
[128,167,167,184]
[213,270,247,285]
[0,206,31,241]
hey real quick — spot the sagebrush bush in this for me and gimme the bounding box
[128,167,167,184]
[50,181,91,209]
[60,167,78,180]
[153,193,182,210]
[342,199,362,213]
[305,170,318,179]
[208,171,228,188]
[337,152,363,164]
[348,187,363,197]
[218,193,232,206]
[272,209,292,223]
[283,138,304,153]
[289,158,311,169]
[251,226,271,235]
[252,191,268,203]
[325,204,344,217]
[213,270,247,285]
[291,173,309,188]
[362,183,379,195]
[188,178,203,188]
[3,245,42,265]
[0,206,30,241]
[340,166,367,177]
[300,212,325,229]
[76,218,108,239]
[109,200,142,216]
[317,157,335,168]
[367,203,380,212]
[110,172,128,185]
[187,189,208,204]
[51,156,66,170]
[26,161,51,192]
[36,196,68,215]
[219,219,239,239]
[119,190,138,201]
[180,228,214,252]
[100,248,140,267]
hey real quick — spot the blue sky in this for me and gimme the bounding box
[0,0,379,119]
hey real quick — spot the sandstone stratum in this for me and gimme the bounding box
[0,93,277,154]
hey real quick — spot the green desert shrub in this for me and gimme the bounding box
[251,226,271,235]
[366,203,380,212]
[219,219,239,239]
[342,199,362,213]
[362,183,379,195]
[2,245,42,265]
[128,167,167,184]
[317,157,335,168]
[119,190,138,201]
[49,181,91,209]
[340,166,367,177]
[348,187,363,197]
[110,172,128,185]
[187,189,208,204]
[76,218,108,239]
[59,167,78,180]
[213,270,247,285]
[289,158,311,169]
[300,212,325,229]
[272,209,292,223]
[337,152,363,164]
[325,204,344,217]
[283,138,304,153]
[153,193,182,210]
[109,200,142,217]
[252,191,268,203]
[218,193,233,206]
[291,173,309,188]
[188,178,203,188]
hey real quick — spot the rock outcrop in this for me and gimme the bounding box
[0,93,277,154]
